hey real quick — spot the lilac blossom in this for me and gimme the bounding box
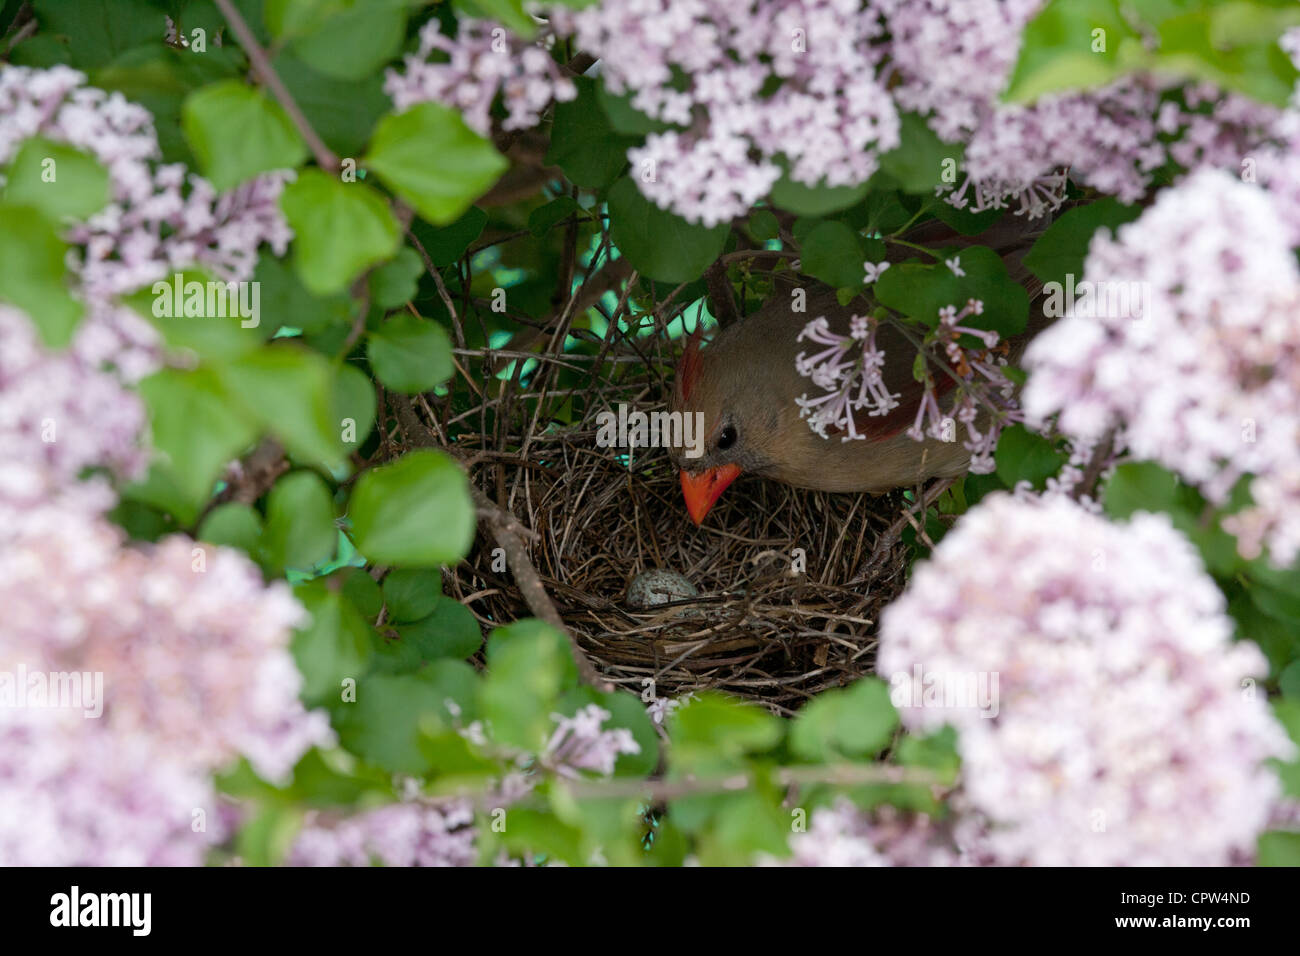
[876,2,1299,223]
[794,314,899,441]
[384,17,577,138]
[288,799,477,867]
[0,65,292,301]
[0,708,222,867]
[555,0,900,225]
[541,704,641,777]
[0,303,148,498]
[878,493,1293,866]
[1023,169,1300,566]
[794,303,1020,472]
[778,797,999,867]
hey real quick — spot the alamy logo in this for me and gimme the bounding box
[152,272,260,328]
[595,404,706,459]
[50,886,151,936]
[0,664,103,718]
[889,665,1000,718]
[1042,274,1148,319]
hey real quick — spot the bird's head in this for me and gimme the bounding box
[667,326,782,525]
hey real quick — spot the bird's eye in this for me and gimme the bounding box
[716,425,737,450]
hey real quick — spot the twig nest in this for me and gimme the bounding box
[626,568,698,609]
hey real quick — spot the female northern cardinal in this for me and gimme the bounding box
[668,289,977,524]
[668,219,1049,525]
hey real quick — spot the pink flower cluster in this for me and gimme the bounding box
[781,799,968,867]
[384,17,577,137]
[0,68,327,866]
[794,314,899,441]
[289,798,477,867]
[877,2,1300,224]
[795,299,1019,472]
[1023,169,1300,566]
[877,493,1292,866]
[0,477,333,865]
[555,0,899,225]
[541,703,641,777]
[0,65,292,301]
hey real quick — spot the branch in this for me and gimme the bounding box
[1071,428,1117,503]
[704,258,741,328]
[213,0,340,173]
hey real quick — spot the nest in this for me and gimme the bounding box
[425,307,923,713]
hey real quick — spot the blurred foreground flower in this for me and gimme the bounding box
[1024,169,1300,566]
[874,494,1292,866]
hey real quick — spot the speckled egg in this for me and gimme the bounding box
[626,568,698,609]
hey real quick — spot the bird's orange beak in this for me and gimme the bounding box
[680,464,742,526]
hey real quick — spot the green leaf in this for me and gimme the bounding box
[800,221,866,289]
[0,203,82,346]
[874,245,1029,337]
[790,678,899,760]
[32,0,161,70]
[348,450,475,566]
[546,78,637,189]
[198,502,264,555]
[495,809,585,865]
[1004,0,1138,103]
[126,269,269,361]
[235,803,302,866]
[335,566,383,620]
[878,113,965,194]
[292,579,375,705]
[669,692,784,756]
[382,568,443,623]
[332,671,464,773]
[253,253,354,335]
[333,362,377,449]
[267,0,408,80]
[528,196,581,238]
[262,471,337,570]
[607,177,729,284]
[1154,7,1300,108]
[217,345,343,468]
[896,726,962,785]
[271,52,390,158]
[995,425,1067,489]
[410,207,487,267]
[455,0,536,38]
[367,313,454,394]
[1257,830,1300,866]
[138,367,259,508]
[363,102,508,226]
[769,174,869,216]
[1103,461,1182,519]
[701,788,791,863]
[368,247,423,310]
[747,209,780,241]
[481,620,579,750]
[182,81,307,190]
[1023,198,1142,289]
[280,170,400,295]
[397,599,483,660]
[3,138,110,221]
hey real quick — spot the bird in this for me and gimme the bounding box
[667,218,1050,525]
